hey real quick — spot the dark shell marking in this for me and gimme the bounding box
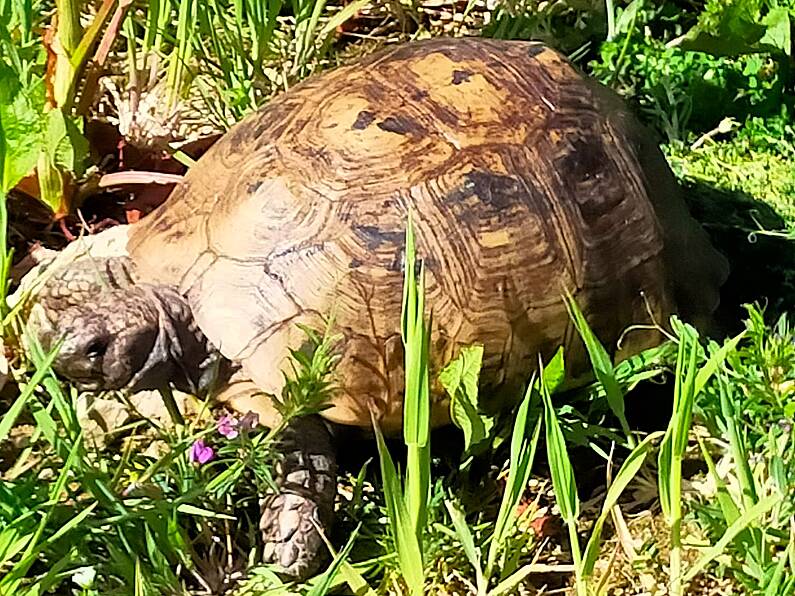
[127,38,727,430]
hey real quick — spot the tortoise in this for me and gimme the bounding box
[22,37,728,578]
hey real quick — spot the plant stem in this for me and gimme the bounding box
[567,520,586,596]
[609,0,641,88]
[669,453,683,596]
[53,0,82,107]
[406,441,430,541]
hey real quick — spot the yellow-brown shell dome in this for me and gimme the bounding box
[128,38,728,430]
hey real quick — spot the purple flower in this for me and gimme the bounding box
[189,439,215,465]
[217,414,239,439]
[239,411,260,432]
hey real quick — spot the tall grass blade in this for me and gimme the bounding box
[564,292,633,446]
[401,213,430,449]
[717,371,758,507]
[540,365,585,594]
[372,415,424,594]
[400,211,432,545]
[0,343,61,442]
[541,372,578,526]
[486,373,542,580]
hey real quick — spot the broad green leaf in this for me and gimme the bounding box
[440,345,494,454]
[37,107,89,215]
[36,151,66,217]
[673,1,790,56]
[543,347,565,394]
[759,8,791,55]
[0,75,44,192]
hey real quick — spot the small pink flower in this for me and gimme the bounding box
[239,411,260,432]
[189,439,214,465]
[217,414,239,439]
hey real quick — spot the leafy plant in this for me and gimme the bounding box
[0,0,129,216]
[657,320,744,595]
[689,306,795,594]
[670,0,792,57]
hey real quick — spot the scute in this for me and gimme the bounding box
[128,38,727,431]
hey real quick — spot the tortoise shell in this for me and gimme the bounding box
[126,38,727,431]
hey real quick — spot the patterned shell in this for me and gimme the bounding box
[127,38,728,430]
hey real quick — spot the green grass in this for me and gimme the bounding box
[2,0,795,594]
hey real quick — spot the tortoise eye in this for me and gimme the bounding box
[85,339,108,360]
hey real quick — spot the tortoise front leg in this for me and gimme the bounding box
[260,414,337,579]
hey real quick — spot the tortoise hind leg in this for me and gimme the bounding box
[260,414,337,579]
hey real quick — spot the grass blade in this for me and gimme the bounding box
[307,523,362,596]
[444,498,484,590]
[565,292,633,446]
[582,431,662,577]
[372,414,424,593]
[486,374,542,580]
[0,341,61,442]
[683,494,782,583]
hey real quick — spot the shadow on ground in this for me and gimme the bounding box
[683,179,795,329]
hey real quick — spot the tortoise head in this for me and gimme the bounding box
[27,254,215,393]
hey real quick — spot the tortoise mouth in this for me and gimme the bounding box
[69,377,104,392]
[52,358,111,392]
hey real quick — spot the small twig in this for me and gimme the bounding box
[98,171,184,187]
[159,384,185,427]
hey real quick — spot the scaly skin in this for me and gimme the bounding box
[260,415,337,578]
